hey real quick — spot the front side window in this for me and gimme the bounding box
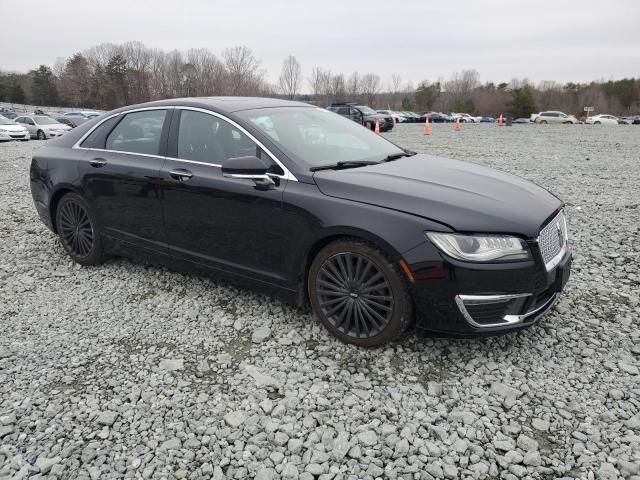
[24,118,35,125]
[237,107,404,169]
[177,110,283,174]
[106,109,167,155]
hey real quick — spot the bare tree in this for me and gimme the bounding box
[222,46,262,95]
[360,73,381,107]
[389,73,402,108]
[347,72,361,100]
[278,55,302,99]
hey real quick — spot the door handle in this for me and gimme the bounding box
[169,169,193,182]
[90,158,107,168]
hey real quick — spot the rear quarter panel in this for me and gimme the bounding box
[30,146,86,231]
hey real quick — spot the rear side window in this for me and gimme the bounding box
[80,116,121,149]
[105,110,167,155]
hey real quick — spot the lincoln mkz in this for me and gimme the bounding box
[30,97,571,346]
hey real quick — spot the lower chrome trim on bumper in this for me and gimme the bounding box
[456,291,559,329]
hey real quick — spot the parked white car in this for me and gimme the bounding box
[585,114,619,125]
[14,115,72,139]
[452,113,478,123]
[531,111,578,124]
[0,117,30,141]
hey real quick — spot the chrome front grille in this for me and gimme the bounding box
[538,210,567,269]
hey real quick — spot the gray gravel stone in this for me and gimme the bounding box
[224,411,246,427]
[252,326,272,343]
[357,430,378,446]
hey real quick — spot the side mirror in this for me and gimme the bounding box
[222,156,276,191]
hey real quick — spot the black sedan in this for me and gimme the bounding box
[30,97,571,346]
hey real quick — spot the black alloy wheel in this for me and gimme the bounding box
[55,193,103,265]
[309,239,412,346]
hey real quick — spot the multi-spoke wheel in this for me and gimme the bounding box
[55,193,103,265]
[309,239,412,346]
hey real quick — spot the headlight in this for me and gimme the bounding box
[0,128,7,132]
[426,232,531,262]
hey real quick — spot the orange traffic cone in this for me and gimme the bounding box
[424,116,431,136]
[375,120,380,135]
[498,113,504,126]
[453,118,461,132]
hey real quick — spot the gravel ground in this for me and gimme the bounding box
[1,124,639,480]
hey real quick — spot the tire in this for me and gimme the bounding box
[37,130,46,140]
[55,193,104,266]
[539,120,547,124]
[308,239,413,346]
[594,121,601,125]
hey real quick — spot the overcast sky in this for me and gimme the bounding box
[3,0,639,89]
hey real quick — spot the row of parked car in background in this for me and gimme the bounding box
[0,108,101,141]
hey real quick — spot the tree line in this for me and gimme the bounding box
[1,41,639,118]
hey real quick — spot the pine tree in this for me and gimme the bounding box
[30,65,59,106]
[506,88,537,118]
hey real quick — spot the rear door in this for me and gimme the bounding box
[77,108,171,254]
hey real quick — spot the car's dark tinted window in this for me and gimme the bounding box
[337,107,349,115]
[15,117,24,123]
[105,109,167,155]
[80,116,121,149]
[177,110,283,175]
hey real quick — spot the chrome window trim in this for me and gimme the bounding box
[72,105,298,182]
[76,147,167,161]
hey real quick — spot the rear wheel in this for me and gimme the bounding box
[37,130,46,140]
[308,239,412,346]
[55,193,104,266]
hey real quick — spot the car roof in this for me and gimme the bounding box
[117,97,314,114]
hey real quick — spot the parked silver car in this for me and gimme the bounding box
[14,115,72,139]
[0,116,30,141]
[531,111,578,124]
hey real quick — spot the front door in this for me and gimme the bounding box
[78,108,170,254]
[160,108,290,286]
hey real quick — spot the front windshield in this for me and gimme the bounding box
[34,116,60,125]
[357,106,377,115]
[0,118,15,125]
[236,107,404,169]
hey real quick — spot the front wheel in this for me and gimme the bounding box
[55,193,104,266]
[308,239,413,346]
[594,121,601,125]
[37,130,46,140]
[539,120,547,124]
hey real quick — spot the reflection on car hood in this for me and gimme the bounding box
[0,124,27,132]
[313,154,562,238]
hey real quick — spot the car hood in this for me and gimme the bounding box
[313,154,562,238]
[0,124,27,132]
[45,124,72,130]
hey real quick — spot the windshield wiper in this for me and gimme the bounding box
[310,160,379,172]
[382,150,417,162]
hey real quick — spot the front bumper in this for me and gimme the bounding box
[0,131,29,140]
[403,240,572,336]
